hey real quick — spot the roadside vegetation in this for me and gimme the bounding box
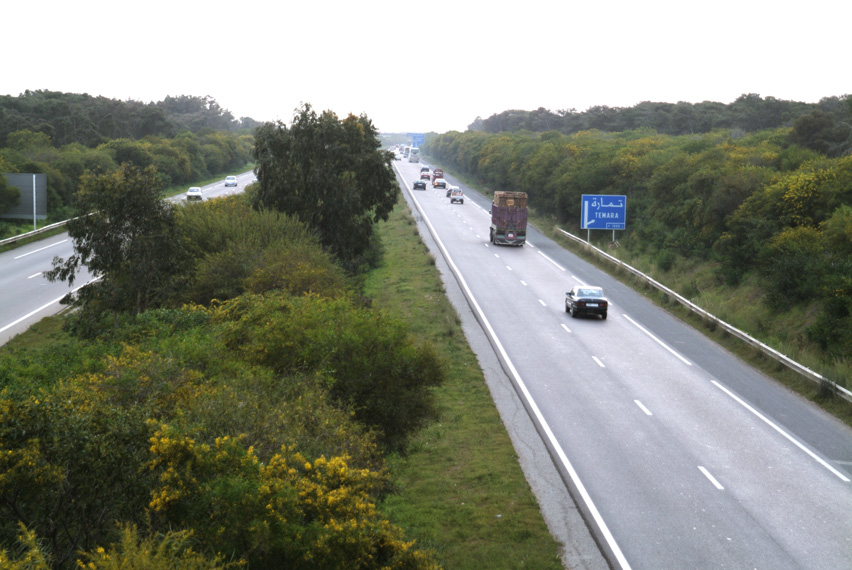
[0,101,565,569]
[363,199,565,569]
[0,91,255,234]
[425,96,852,405]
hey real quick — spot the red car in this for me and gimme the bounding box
[420,171,431,180]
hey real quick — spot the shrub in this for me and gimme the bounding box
[214,292,444,452]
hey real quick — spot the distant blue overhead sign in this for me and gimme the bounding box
[407,132,425,148]
[581,194,626,230]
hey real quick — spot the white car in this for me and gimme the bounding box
[224,176,238,187]
[186,187,203,201]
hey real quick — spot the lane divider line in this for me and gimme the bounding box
[698,466,725,490]
[634,400,653,416]
[623,314,692,366]
[711,380,850,482]
[394,161,632,569]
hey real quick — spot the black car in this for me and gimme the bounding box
[413,179,427,190]
[565,285,608,319]
[433,178,447,189]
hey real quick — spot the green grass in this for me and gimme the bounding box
[364,198,564,569]
[2,187,566,569]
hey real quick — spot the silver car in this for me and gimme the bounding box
[224,176,238,187]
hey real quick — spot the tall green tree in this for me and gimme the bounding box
[46,164,188,331]
[251,104,397,263]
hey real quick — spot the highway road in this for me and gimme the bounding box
[0,171,254,346]
[393,158,852,569]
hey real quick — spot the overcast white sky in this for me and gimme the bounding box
[5,0,849,134]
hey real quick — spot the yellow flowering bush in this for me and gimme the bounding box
[0,383,155,568]
[0,524,50,570]
[75,525,238,570]
[147,423,439,570]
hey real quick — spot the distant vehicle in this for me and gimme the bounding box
[403,146,411,158]
[490,191,527,246]
[420,171,431,180]
[565,286,609,320]
[449,188,464,204]
[413,179,427,190]
[186,187,203,201]
[408,147,421,163]
[420,166,430,173]
[224,176,238,187]
[433,178,447,189]
[394,153,402,160]
[431,168,444,181]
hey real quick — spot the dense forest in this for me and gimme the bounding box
[469,94,852,157]
[0,91,261,146]
[0,92,255,222]
[1,107,443,569]
[428,94,852,365]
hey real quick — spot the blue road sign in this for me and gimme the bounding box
[407,132,425,148]
[581,194,626,230]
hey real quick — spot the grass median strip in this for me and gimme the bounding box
[364,196,564,569]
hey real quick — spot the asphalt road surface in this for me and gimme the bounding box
[0,172,254,346]
[394,157,852,570]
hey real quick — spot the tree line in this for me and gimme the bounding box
[0,91,258,223]
[0,126,253,222]
[1,106,441,568]
[0,91,261,148]
[427,108,852,360]
[468,94,852,157]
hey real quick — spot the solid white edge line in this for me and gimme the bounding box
[711,380,850,482]
[0,277,100,335]
[1,279,84,334]
[0,297,67,334]
[395,163,633,569]
[622,314,692,366]
[698,466,725,490]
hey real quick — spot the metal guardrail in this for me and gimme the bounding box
[557,227,852,404]
[0,219,70,247]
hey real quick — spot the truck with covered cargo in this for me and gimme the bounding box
[490,191,527,246]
